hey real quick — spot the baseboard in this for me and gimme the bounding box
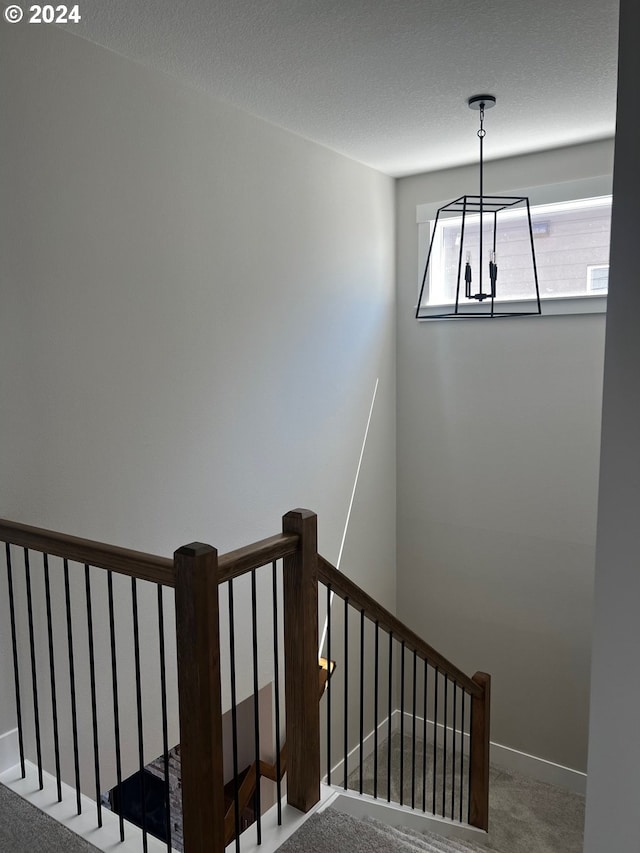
[0,728,19,774]
[488,740,586,795]
[398,710,587,795]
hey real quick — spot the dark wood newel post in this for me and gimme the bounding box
[175,543,225,853]
[469,671,491,832]
[282,509,320,812]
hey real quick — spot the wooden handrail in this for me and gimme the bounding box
[0,519,300,589]
[0,518,174,586]
[318,555,482,698]
[217,533,299,584]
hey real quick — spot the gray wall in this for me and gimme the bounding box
[0,20,396,786]
[584,0,640,846]
[396,140,613,771]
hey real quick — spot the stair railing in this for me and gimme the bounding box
[0,508,490,853]
[317,554,490,831]
[175,510,310,853]
[0,518,179,850]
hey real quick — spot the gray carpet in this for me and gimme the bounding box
[0,783,101,853]
[482,763,584,853]
[348,732,585,853]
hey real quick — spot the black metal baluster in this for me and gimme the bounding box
[422,659,428,812]
[387,631,393,803]
[24,549,43,789]
[451,681,457,820]
[273,563,282,822]
[467,691,472,824]
[228,580,241,851]
[6,544,25,778]
[107,572,124,842]
[460,689,465,823]
[411,650,417,809]
[343,596,349,790]
[432,667,438,815]
[131,578,147,852]
[251,570,262,844]
[43,554,61,801]
[442,674,448,817]
[63,559,81,812]
[373,621,379,800]
[157,584,172,852]
[359,609,364,795]
[85,565,102,827]
[399,640,405,806]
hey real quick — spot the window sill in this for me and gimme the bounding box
[416,294,607,320]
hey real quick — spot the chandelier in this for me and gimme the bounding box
[416,95,542,319]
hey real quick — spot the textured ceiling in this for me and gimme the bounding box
[43,0,620,175]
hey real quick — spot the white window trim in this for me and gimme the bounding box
[415,175,612,319]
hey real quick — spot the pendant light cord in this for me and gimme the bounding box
[478,103,486,295]
[478,104,485,197]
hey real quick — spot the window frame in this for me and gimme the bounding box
[415,175,612,319]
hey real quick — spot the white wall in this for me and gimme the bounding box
[0,20,396,789]
[396,140,613,772]
[584,0,640,846]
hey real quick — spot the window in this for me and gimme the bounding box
[587,264,609,293]
[417,194,612,317]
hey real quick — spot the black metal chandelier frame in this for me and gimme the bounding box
[416,95,542,320]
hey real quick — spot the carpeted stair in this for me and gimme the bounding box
[371,818,490,853]
[276,808,494,853]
